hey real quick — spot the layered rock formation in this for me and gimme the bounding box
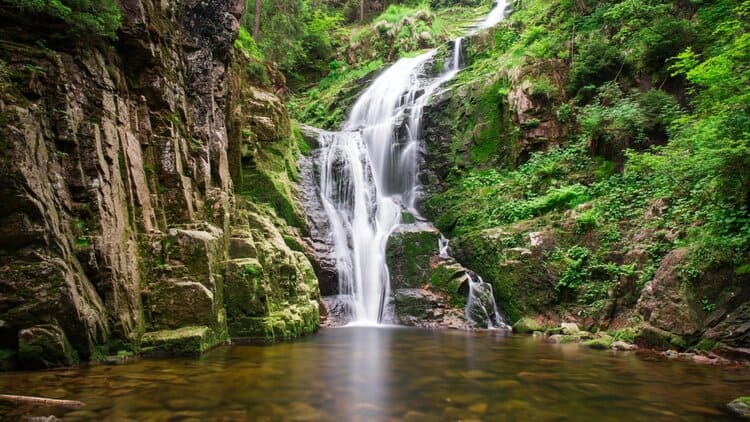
[0,0,319,369]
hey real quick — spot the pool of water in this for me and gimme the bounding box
[1,327,748,421]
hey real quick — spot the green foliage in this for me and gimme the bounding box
[6,0,122,39]
[235,27,264,60]
[611,328,637,343]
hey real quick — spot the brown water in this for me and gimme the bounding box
[1,327,748,421]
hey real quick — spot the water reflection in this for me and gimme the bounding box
[0,328,748,421]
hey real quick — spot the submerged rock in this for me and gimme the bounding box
[611,341,638,351]
[727,397,750,418]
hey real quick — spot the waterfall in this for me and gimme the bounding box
[465,274,508,329]
[315,1,508,325]
[438,235,507,329]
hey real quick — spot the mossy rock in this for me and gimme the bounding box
[386,224,441,289]
[512,317,543,334]
[635,324,688,351]
[141,326,226,355]
[727,397,750,418]
[18,325,79,369]
[583,335,613,350]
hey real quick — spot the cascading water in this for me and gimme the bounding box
[438,235,507,328]
[315,1,509,325]
[465,274,507,329]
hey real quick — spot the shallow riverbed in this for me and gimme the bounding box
[1,327,748,421]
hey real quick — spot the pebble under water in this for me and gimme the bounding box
[1,328,749,421]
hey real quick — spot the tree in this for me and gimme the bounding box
[253,0,261,38]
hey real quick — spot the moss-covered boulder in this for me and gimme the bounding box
[140,226,229,346]
[141,326,224,355]
[512,317,543,334]
[583,335,614,350]
[224,204,320,341]
[635,324,688,351]
[727,397,750,418]
[18,325,79,368]
[386,223,441,289]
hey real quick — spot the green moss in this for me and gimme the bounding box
[512,317,543,334]
[429,263,467,306]
[141,326,225,355]
[610,327,639,344]
[692,338,719,352]
[385,228,440,288]
[583,335,613,350]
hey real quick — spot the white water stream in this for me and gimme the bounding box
[316,1,509,325]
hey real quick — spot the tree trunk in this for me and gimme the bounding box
[359,0,364,22]
[252,0,262,39]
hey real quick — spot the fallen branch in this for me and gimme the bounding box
[0,394,84,409]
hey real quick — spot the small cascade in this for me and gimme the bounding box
[313,0,510,325]
[438,234,451,258]
[465,274,508,329]
[437,236,507,329]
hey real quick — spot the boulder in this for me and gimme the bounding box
[18,325,79,368]
[583,335,613,350]
[726,397,750,418]
[561,322,580,335]
[386,223,441,289]
[611,341,638,351]
[513,317,543,334]
[635,324,687,350]
[393,288,466,328]
[141,326,224,355]
[636,248,702,337]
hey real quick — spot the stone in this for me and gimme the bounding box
[145,279,218,331]
[386,223,441,289]
[560,322,580,335]
[18,325,79,368]
[583,335,613,350]
[727,397,750,418]
[635,324,687,350]
[611,341,638,351]
[636,248,702,337]
[320,295,353,327]
[141,326,224,355]
[512,317,543,334]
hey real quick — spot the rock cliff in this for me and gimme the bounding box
[0,0,319,369]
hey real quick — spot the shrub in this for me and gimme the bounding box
[7,0,122,39]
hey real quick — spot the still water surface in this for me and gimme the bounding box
[1,327,748,421]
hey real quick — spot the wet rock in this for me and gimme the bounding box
[393,288,466,328]
[635,324,687,351]
[512,317,542,334]
[386,223,441,289]
[583,335,613,350]
[611,341,638,351]
[727,397,750,418]
[141,326,224,355]
[297,124,325,149]
[18,325,79,368]
[320,295,353,327]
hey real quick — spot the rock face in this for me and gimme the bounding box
[637,248,750,348]
[0,0,319,368]
[385,223,469,328]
